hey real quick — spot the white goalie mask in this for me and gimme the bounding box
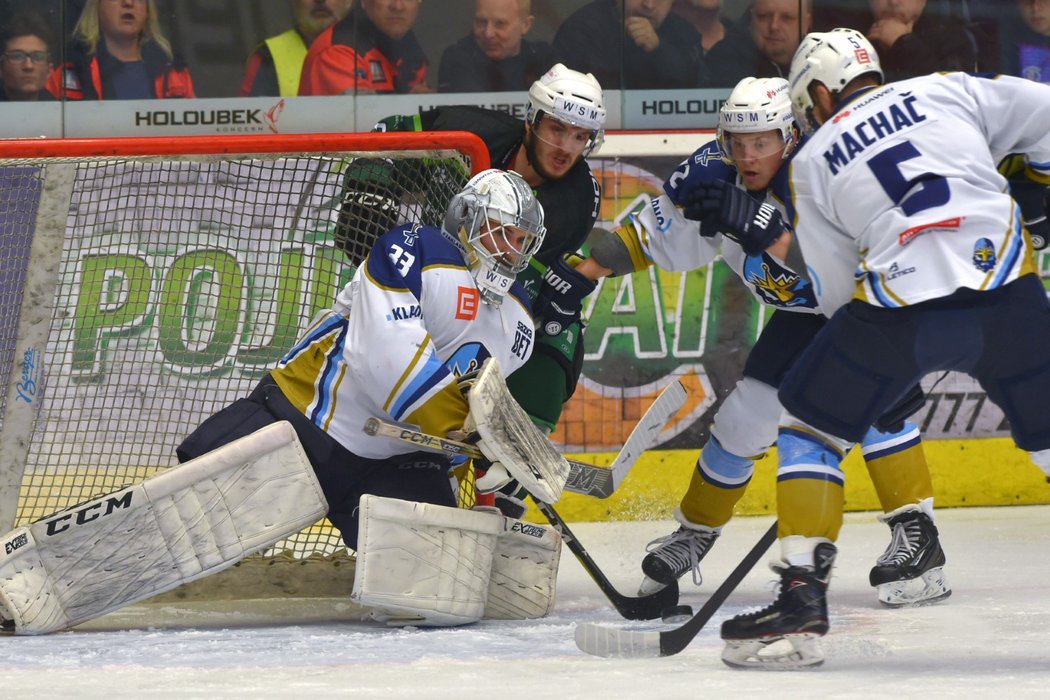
[717,77,799,166]
[527,63,606,157]
[442,169,546,306]
[788,28,884,135]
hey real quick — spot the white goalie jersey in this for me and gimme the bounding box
[271,223,536,459]
[786,72,1050,315]
[615,140,821,314]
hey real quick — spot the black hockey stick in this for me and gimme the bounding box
[574,521,778,657]
[532,498,679,621]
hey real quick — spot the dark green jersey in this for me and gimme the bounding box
[374,105,602,274]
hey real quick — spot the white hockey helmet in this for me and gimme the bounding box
[717,77,798,165]
[788,28,884,134]
[442,169,546,306]
[527,63,606,156]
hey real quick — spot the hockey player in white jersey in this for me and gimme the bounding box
[580,75,949,608]
[716,27,1050,669]
[0,170,564,634]
[179,167,546,540]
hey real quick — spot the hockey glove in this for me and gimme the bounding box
[334,158,403,264]
[473,459,528,518]
[533,255,597,336]
[681,179,786,256]
[1023,188,1050,251]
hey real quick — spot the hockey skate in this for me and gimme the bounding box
[637,519,719,595]
[720,542,836,670]
[870,504,950,607]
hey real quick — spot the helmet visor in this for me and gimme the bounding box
[533,114,602,156]
[718,128,791,163]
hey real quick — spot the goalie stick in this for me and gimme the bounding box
[362,379,686,499]
[574,521,778,658]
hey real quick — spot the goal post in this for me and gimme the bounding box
[0,131,489,591]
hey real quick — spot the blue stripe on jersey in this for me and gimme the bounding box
[279,311,346,365]
[388,350,451,421]
[990,214,1025,289]
[308,320,351,425]
[866,270,900,308]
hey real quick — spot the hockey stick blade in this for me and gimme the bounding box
[608,380,687,491]
[533,499,678,621]
[363,417,617,499]
[574,521,778,658]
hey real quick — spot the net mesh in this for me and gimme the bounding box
[0,144,476,561]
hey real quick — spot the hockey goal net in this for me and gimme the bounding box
[0,132,488,594]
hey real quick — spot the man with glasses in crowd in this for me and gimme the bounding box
[0,13,54,101]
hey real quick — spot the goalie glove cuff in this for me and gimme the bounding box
[474,459,515,494]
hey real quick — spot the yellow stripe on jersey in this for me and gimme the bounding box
[383,334,434,415]
[320,362,350,432]
[271,331,340,414]
[1023,164,1050,185]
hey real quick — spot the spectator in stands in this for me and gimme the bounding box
[865,0,978,79]
[0,13,55,101]
[1006,0,1050,82]
[552,0,707,89]
[669,0,736,55]
[437,0,555,92]
[298,0,432,95]
[46,0,194,100]
[705,0,811,86]
[240,0,353,97]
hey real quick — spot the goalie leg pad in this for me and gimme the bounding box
[484,517,562,620]
[0,421,327,635]
[352,495,502,627]
[468,358,570,503]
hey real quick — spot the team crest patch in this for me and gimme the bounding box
[972,238,997,272]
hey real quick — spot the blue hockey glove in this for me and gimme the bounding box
[681,179,786,256]
[533,255,597,336]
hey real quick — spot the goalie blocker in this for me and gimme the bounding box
[0,421,327,635]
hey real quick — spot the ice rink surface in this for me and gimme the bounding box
[3,505,1050,699]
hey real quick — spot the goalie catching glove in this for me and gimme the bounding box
[682,179,786,256]
[533,254,597,336]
